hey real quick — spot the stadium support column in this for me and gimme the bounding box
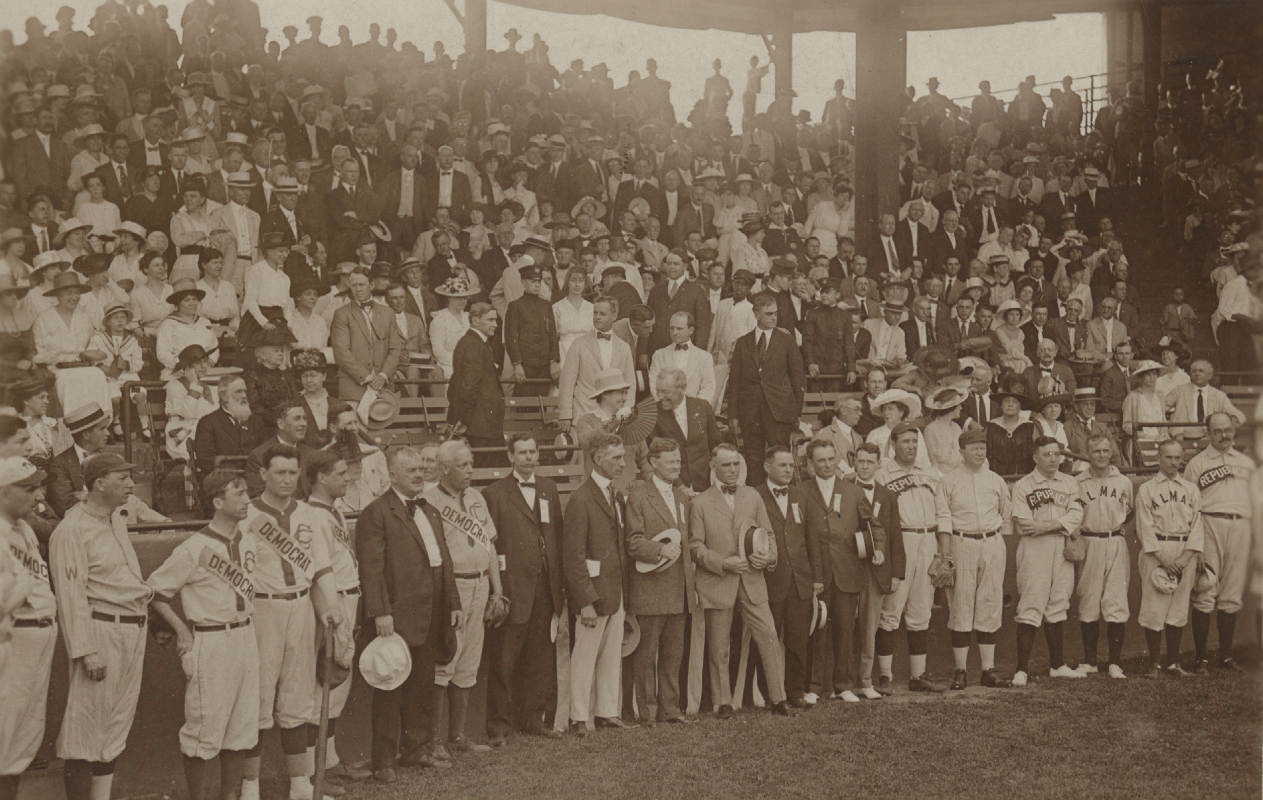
[853,2,906,256]
[466,0,487,57]
[772,25,793,102]
[1140,0,1162,110]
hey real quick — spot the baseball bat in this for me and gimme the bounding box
[312,627,333,800]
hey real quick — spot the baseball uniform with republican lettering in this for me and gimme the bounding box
[1185,446,1252,615]
[1010,470,1084,626]
[873,462,944,632]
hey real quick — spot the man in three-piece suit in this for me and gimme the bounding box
[727,293,806,485]
[801,439,889,702]
[645,250,713,353]
[396,258,439,324]
[92,135,134,207]
[563,139,610,211]
[611,156,666,222]
[1022,339,1077,397]
[482,434,566,744]
[1047,298,1088,361]
[326,159,384,265]
[927,211,970,273]
[642,369,722,493]
[356,446,461,778]
[504,264,560,399]
[559,297,636,428]
[893,212,931,268]
[689,444,793,717]
[330,268,406,400]
[259,178,314,282]
[424,146,473,222]
[648,312,717,407]
[563,433,635,732]
[674,184,717,246]
[379,145,431,252]
[625,437,698,725]
[447,303,506,464]
[757,446,823,707]
[11,107,71,207]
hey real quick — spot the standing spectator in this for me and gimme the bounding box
[504,264,560,398]
[447,303,506,464]
[330,267,406,401]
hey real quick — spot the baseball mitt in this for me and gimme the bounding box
[484,595,511,628]
[929,554,956,588]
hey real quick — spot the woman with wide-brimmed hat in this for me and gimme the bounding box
[993,299,1032,373]
[168,173,221,284]
[108,221,148,290]
[67,122,110,193]
[0,274,34,336]
[985,377,1036,476]
[1152,336,1191,397]
[429,276,478,378]
[31,270,112,415]
[23,252,67,319]
[155,279,218,379]
[163,343,220,464]
[866,388,931,469]
[572,367,639,485]
[52,217,93,264]
[921,378,970,473]
[1122,360,1166,466]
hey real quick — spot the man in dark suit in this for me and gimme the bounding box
[424,146,473,223]
[126,115,170,172]
[900,296,943,360]
[356,446,461,779]
[1047,297,1088,361]
[802,279,856,390]
[645,249,713,353]
[1075,168,1111,236]
[564,137,609,211]
[533,138,569,204]
[426,230,477,297]
[645,368,723,492]
[893,210,931,267]
[626,437,698,725]
[379,145,431,252]
[800,439,888,702]
[763,260,803,345]
[941,295,984,353]
[611,156,666,223]
[758,446,823,708]
[244,403,314,498]
[93,134,134,207]
[505,265,560,398]
[482,434,565,744]
[927,210,970,273]
[325,158,383,265]
[11,107,71,206]
[192,375,265,482]
[1039,174,1077,240]
[1019,304,1054,365]
[963,188,1007,250]
[1097,341,1132,414]
[728,293,806,485]
[45,402,111,517]
[960,364,1001,427]
[448,303,506,465]
[478,226,516,298]
[1022,338,1077,397]
[1020,260,1057,312]
[260,177,314,280]
[762,204,802,258]
[562,433,635,732]
[288,102,333,162]
[674,183,716,246]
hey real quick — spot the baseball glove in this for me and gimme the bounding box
[484,594,511,628]
[929,554,956,588]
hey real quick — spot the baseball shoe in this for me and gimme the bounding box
[981,669,1012,688]
[1074,663,1099,675]
[837,690,861,703]
[875,676,894,696]
[802,692,819,705]
[1193,659,1211,675]
[1165,663,1192,677]
[771,701,797,717]
[1010,670,1029,688]
[488,734,509,748]
[1049,665,1086,679]
[859,687,883,700]
[1107,664,1127,679]
[1142,663,1163,678]
[327,762,372,782]
[595,716,638,730]
[1220,657,1245,672]
[449,737,491,754]
[789,697,814,710]
[950,669,967,690]
[908,675,947,693]
[399,750,451,770]
[372,767,396,784]
[568,721,589,736]
[715,704,734,720]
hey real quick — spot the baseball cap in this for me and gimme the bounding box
[0,457,45,488]
[82,453,135,489]
[958,429,987,447]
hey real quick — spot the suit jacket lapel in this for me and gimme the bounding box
[587,478,615,521]
[645,482,678,528]
[506,479,538,523]
[389,490,431,552]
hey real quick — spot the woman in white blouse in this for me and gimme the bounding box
[169,179,223,286]
[1122,361,1168,467]
[289,282,330,356]
[74,174,122,238]
[237,232,295,363]
[1153,338,1191,398]
[163,343,219,463]
[13,377,71,465]
[503,162,540,230]
[108,221,147,291]
[553,268,594,364]
[31,271,112,415]
[803,183,853,259]
[195,248,240,340]
[428,276,476,379]
[67,125,110,194]
[129,252,175,336]
[155,279,219,379]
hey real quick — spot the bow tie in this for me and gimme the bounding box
[597,332,611,340]
[147,144,160,151]
[360,302,375,311]
[856,482,874,490]
[441,171,452,176]
[675,344,688,351]
[405,498,427,515]
[720,484,737,495]
[518,480,535,488]
[771,487,788,498]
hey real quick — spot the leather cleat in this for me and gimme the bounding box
[1220,657,1245,672]
[1143,663,1163,679]
[321,781,345,797]
[665,715,698,724]
[568,721,589,737]
[327,761,372,782]
[950,669,967,690]
[430,743,453,762]
[594,716,638,730]
[399,751,451,770]
[908,675,947,693]
[875,676,895,696]
[788,697,814,710]
[1165,663,1192,677]
[488,734,508,748]
[448,737,491,754]
[372,767,396,784]
[715,704,734,719]
[770,701,796,717]
[981,669,1012,688]
[1193,659,1211,676]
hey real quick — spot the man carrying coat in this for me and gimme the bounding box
[448,303,506,465]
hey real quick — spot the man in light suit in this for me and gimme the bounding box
[690,444,794,718]
[331,267,406,400]
[1084,297,1128,363]
[646,250,713,353]
[1166,359,1244,440]
[213,171,261,294]
[383,283,432,393]
[563,433,636,732]
[559,296,635,431]
[648,312,716,407]
[626,437,698,725]
[642,369,723,492]
[728,293,806,485]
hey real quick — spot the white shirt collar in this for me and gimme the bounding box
[591,471,612,491]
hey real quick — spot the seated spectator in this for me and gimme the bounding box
[129,250,176,336]
[88,301,144,432]
[245,401,313,497]
[192,373,263,480]
[155,280,219,379]
[32,271,112,417]
[164,344,219,463]
[290,280,331,356]
[196,248,241,340]
[294,348,335,447]
[244,325,298,436]
[12,377,70,466]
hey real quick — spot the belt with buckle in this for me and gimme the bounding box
[92,610,147,626]
[13,617,54,628]
[194,619,252,633]
[338,587,361,597]
[901,526,936,534]
[255,588,310,601]
[1080,530,1123,538]
[454,570,488,580]
[953,530,999,540]
[1156,534,1189,542]
[1203,512,1245,520]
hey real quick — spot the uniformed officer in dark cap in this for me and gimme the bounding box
[504,263,560,397]
[802,277,856,391]
[598,265,642,322]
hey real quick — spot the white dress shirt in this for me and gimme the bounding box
[652,474,677,525]
[399,168,415,218]
[438,170,454,207]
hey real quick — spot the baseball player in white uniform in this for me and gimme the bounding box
[1009,436,1085,687]
[49,454,153,800]
[303,448,371,784]
[147,471,261,800]
[0,458,58,800]
[1136,439,1204,677]
[874,424,948,693]
[1074,434,1134,678]
[240,440,343,800]
[934,428,1012,690]
[1185,413,1253,673]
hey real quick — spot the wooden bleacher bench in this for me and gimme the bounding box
[471,462,588,508]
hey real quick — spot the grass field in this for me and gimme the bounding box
[318,660,1261,800]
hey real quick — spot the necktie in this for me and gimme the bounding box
[886,237,899,271]
[597,331,611,341]
[117,165,129,197]
[720,484,737,495]
[771,486,788,498]
[927,324,935,345]
[1196,389,1205,422]
[38,229,48,252]
[668,279,677,299]
[985,208,995,234]
[756,332,768,363]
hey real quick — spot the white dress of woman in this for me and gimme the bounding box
[32,304,112,414]
[803,196,846,259]
[553,295,594,365]
[428,307,471,378]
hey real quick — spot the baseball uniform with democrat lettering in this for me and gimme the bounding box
[305,500,358,722]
